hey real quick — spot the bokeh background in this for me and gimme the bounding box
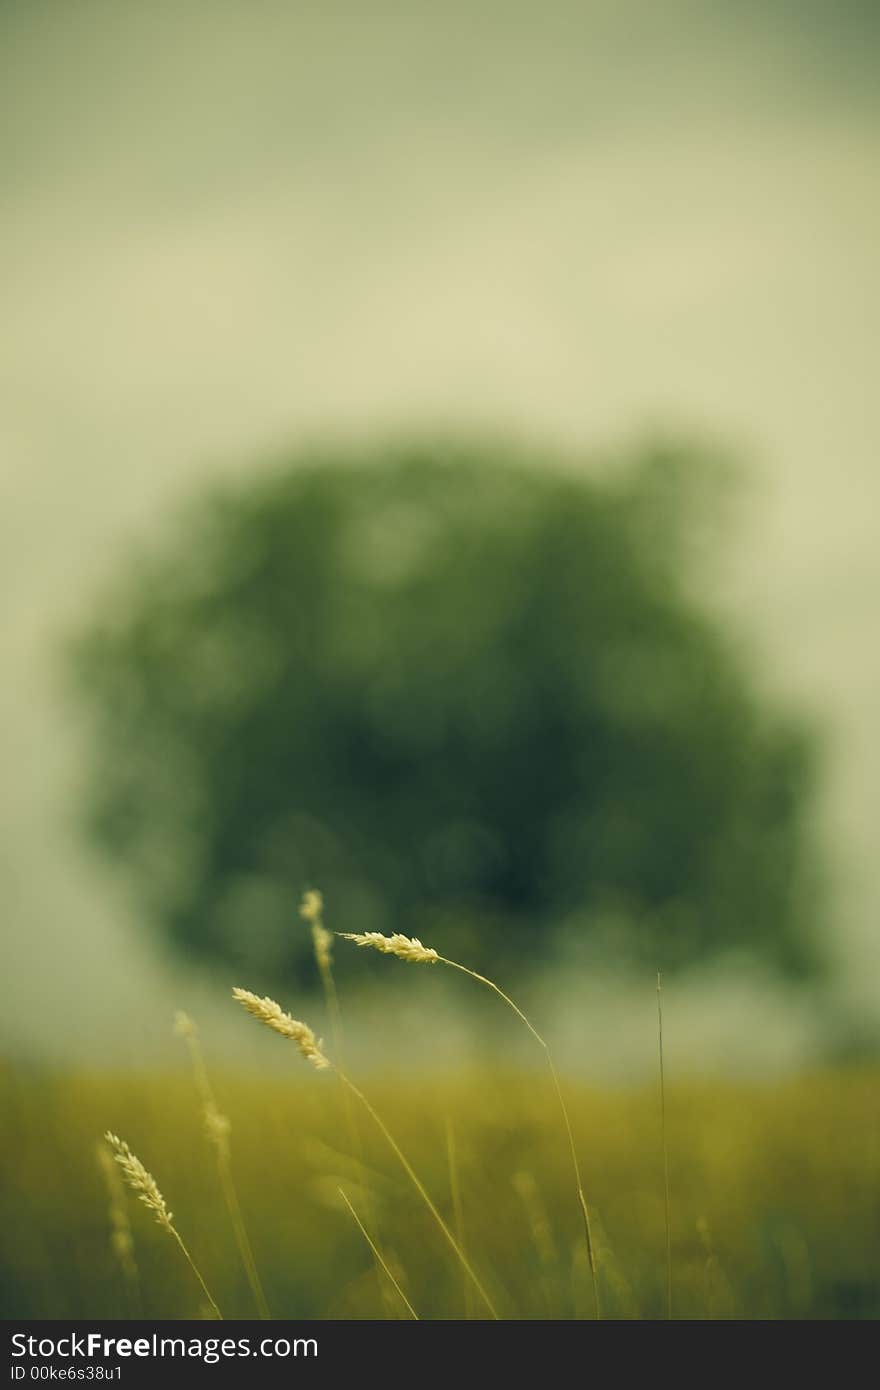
[2,0,879,1320]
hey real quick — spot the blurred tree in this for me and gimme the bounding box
[69,441,823,985]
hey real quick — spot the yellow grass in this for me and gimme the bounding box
[103,1131,223,1319]
[174,1011,270,1319]
[232,988,500,1318]
[1,1063,877,1319]
[339,930,600,1316]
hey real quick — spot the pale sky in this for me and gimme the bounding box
[2,1,878,1072]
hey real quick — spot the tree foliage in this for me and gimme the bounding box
[70,440,823,983]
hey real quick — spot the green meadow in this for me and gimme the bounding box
[3,1063,877,1320]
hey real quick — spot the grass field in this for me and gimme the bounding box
[2,1061,877,1320]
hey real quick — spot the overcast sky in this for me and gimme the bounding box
[2,0,878,1073]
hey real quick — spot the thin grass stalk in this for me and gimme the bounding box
[104,1132,222,1320]
[175,1014,270,1319]
[657,970,672,1319]
[337,1187,419,1319]
[338,931,601,1318]
[170,1229,224,1320]
[335,1069,500,1319]
[231,988,499,1319]
[436,957,600,1319]
[300,891,396,1318]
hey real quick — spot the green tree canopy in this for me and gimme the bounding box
[70,440,823,985]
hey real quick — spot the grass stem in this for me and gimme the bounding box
[439,957,600,1319]
[657,969,672,1320]
[337,1069,500,1320]
[338,1187,419,1319]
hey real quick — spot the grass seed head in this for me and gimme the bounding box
[231,988,329,1069]
[104,1132,174,1233]
[203,1101,232,1157]
[300,889,333,973]
[299,888,324,925]
[340,931,439,964]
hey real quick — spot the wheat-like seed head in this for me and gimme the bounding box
[300,889,333,972]
[312,925,333,972]
[104,1132,174,1233]
[203,1100,231,1156]
[173,1010,197,1038]
[231,988,329,1069]
[299,888,323,924]
[340,931,439,964]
